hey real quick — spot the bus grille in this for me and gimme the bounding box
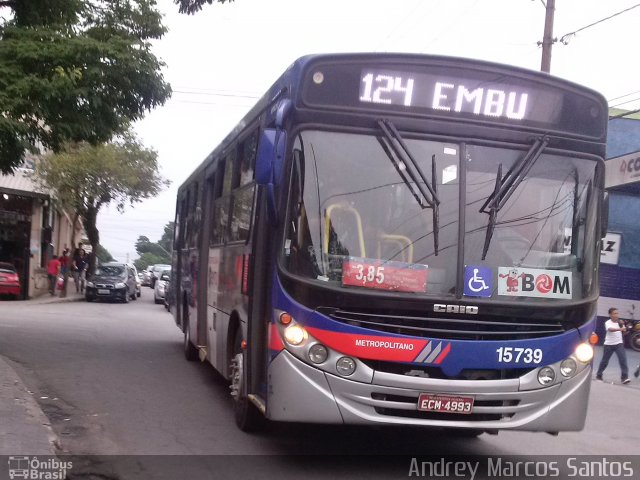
[370,392,520,421]
[317,307,565,341]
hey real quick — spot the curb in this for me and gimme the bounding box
[0,356,58,455]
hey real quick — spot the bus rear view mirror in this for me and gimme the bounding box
[256,129,287,186]
[256,128,287,223]
[256,129,276,185]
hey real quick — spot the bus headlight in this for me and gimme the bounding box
[538,366,555,385]
[560,358,577,377]
[575,343,594,363]
[336,356,356,376]
[308,344,328,364]
[283,324,307,346]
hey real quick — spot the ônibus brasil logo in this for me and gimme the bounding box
[7,456,72,480]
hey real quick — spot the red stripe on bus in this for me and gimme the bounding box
[433,342,451,364]
[306,327,427,362]
[268,322,284,352]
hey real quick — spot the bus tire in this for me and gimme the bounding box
[230,329,265,432]
[183,317,198,362]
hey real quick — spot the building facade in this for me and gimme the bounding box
[0,166,82,299]
[598,113,640,335]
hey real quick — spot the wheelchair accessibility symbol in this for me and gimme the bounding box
[464,266,492,297]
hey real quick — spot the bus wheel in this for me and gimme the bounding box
[183,318,198,362]
[230,329,265,432]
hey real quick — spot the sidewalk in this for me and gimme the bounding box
[1,283,84,455]
[0,357,58,455]
[26,283,86,305]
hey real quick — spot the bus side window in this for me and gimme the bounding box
[181,191,190,248]
[239,131,257,186]
[229,131,258,243]
[222,150,236,196]
[211,159,230,246]
[188,182,200,248]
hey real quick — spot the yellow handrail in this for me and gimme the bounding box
[377,234,413,263]
[323,203,366,257]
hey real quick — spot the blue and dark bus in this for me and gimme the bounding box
[172,53,608,434]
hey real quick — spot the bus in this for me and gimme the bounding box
[171,53,608,434]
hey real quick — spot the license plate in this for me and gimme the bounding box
[417,393,474,414]
[98,289,110,295]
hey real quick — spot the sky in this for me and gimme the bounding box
[97,0,640,263]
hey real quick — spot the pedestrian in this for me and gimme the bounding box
[46,255,61,295]
[59,249,69,275]
[596,307,631,384]
[72,248,88,293]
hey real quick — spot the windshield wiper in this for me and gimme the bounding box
[479,136,549,260]
[377,119,441,255]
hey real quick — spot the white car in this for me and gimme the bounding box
[150,264,171,289]
[154,269,171,304]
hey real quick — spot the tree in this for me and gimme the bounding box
[0,0,171,173]
[32,132,170,275]
[174,0,232,14]
[158,221,175,254]
[95,244,114,263]
[133,221,174,269]
[135,235,169,259]
[134,252,167,271]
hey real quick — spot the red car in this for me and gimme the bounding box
[0,262,21,299]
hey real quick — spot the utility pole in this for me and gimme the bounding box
[540,0,556,73]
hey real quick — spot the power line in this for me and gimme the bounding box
[608,89,640,103]
[610,96,640,109]
[559,3,640,45]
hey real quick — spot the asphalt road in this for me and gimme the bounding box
[1,292,639,478]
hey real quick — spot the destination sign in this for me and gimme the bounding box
[359,69,536,121]
[301,59,606,138]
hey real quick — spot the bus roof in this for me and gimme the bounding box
[178,52,607,193]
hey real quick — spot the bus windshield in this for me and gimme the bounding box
[282,129,598,301]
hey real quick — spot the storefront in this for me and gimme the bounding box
[0,167,79,299]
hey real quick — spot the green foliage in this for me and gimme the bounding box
[174,0,232,15]
[134,252,169,271]
[32,133,170,270]
[134,221,174,269]
[158,221,175,254]
[95,244,114,263]
[0,0,171,173]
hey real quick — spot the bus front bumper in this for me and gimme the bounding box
[267,350,591,432]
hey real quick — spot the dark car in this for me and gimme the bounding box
[0,262,20,299]
[85,263,137,303]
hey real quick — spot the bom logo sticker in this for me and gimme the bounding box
[498,267,572,299]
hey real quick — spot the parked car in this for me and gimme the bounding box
[150,264,171,289]
[164,278,172,311]
[0,262,20,300]
[128,263,142,298]
[154,269,171,304]
[85,263,137,303]
[141,266,153,286]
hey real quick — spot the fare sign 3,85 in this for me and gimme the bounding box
[498,267,572,299]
